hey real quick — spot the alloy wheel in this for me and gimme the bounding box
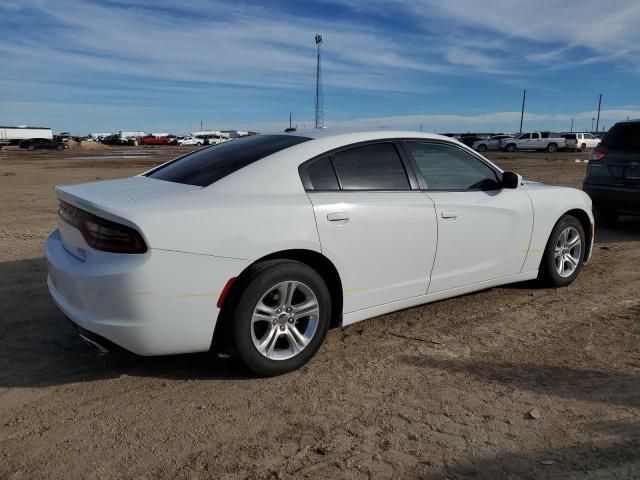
[250,281,320,361]
[554,226,582,278]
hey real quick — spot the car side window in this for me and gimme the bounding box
[520,133,531,140]
[404,142,500,191]
[307,156,339,190]
[331,143,410,190]
[532,133,540,139]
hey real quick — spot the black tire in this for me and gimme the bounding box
[593,204,618,226]
[539,214,585,287]
[477,144,487,152]
[547,143,558,153]
[580,143,586,152]
[506,143,517,152]
[27,145,35,151]
[231,260,331,376]
[56,144,64,151]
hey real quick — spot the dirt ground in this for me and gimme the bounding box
[1,145,639,480]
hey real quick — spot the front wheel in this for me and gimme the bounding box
[28,145,35,151]
[506,143,517,152]
[547,143,558,153]
[539,215,585,287]
[231,260,331,376]
[477,144,487,152]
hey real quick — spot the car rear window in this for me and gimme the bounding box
[601,123,640,152]
[146,135,311,186]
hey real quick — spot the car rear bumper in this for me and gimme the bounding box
[583,182,640,214]
[45,229,249,355]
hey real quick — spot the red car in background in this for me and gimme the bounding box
[138,135,171,145]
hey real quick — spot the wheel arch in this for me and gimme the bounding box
[211,249,343,351]
[563,208,593,262]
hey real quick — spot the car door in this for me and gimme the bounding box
[517,133,531,148]
[401,140,534,293]
[301,142,438,314]
[531,132,541,149]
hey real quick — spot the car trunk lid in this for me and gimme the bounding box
[55,176,201,259]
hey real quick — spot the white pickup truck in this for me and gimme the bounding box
[500,131,566,153]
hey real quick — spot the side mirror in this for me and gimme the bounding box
[501,171,522,189]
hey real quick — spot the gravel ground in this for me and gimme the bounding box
[1,146,639,479]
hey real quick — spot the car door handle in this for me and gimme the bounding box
[441,211,458,219]
[327,212,349,222]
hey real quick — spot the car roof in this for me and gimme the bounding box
[276,128,459,144]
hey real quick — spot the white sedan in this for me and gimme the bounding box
[46,131,594,376]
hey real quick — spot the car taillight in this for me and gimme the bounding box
[590,149,606,161]
[58,202,147,253]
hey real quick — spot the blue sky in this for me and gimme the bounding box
[1,0,640,134]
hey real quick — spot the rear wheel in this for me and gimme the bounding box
[27,145,35,151]
[231,260,331,376]
[506,143,517,152]
[547,143,558,153]
[580,143,587,152]
[539,215,585,287]
[56,144,64,151]
[477,144,487,152]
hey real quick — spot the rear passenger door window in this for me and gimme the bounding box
[403,142,500,191]
[307,156,339,190]
[331,143,410,190]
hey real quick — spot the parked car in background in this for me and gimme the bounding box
[563,133,600,152]
[139,135,171,146]
[46,130,593,376]
[19,138,68,151]
[472,134,514,152]
[101,134,132,146]
[177,136,204,146]
[583,120,640,224]
[458,134,490,148]
[501,131,566,153]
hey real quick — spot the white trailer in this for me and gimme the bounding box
[0,126,53,145]
[191,130,230,145]
[119,131,146,139]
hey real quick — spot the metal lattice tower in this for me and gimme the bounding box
[314,34,324,129]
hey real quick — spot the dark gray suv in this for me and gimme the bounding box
[583,120,640,224]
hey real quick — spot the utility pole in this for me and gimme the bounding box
[289,112,292,129]
[314,34,324,129]
[570,118,574,132]
[200,120,203,131]
[591,118,595,132]
[519,89,526,133]
[595,94,602,133]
